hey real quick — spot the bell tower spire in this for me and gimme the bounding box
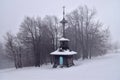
[50,6,77,68]
[60,6,68,37]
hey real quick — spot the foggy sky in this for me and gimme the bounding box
[0,0,120,43]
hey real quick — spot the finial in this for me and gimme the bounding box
[63,6,65,18]
[60,6,67,38]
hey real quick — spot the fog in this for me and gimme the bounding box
[0,0,120,43]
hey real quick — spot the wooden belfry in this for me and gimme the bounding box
[50,6,77,68]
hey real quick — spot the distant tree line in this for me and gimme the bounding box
[4,6,110,68]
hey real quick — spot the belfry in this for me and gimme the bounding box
[50,6,77,68]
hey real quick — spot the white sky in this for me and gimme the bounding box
[0,0,120,43]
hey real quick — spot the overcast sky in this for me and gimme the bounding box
[0,0,120,43]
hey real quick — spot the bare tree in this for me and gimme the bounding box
[5,32,22,68]
[18,17,41,67]
[66,6,110,59]
[43,15,60,50]
[18,16,56,66]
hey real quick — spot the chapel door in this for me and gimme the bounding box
[59,56,63,65]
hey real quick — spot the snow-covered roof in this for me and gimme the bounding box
[59,37,70,41]
[50,50,77,55]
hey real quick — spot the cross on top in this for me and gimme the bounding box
[63,6,65,18]
[60,6,68,37]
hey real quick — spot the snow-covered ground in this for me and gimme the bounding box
[0,53,120,80]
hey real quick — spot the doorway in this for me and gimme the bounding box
[59,56,63,65]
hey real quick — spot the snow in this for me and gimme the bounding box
[0,53,120,80]
[59,37,70,41]
[50,49,77,55]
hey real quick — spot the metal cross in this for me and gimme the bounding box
[63,6,65,18]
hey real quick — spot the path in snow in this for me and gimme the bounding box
[0,53,120,80]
